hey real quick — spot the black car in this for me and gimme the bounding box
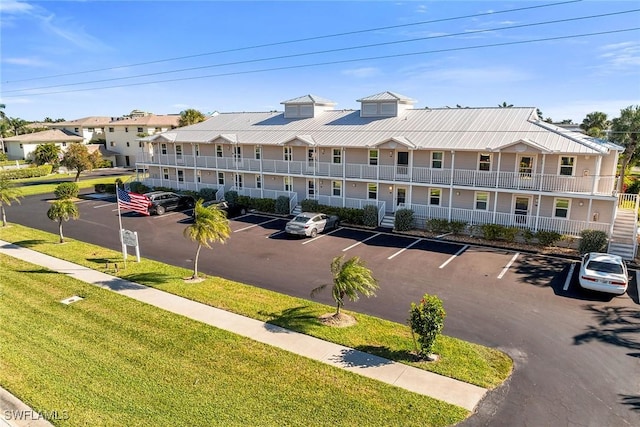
[192,200,248,219]
[144,191,195,215]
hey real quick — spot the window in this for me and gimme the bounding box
[431,152,443,169]
[110,141,115,147]
[284,176,292,191]
[429,188,441,205]
[195,144,199,156]
[88,128,94,132]
[256,175,262,189]
[478,154,491,171]
[126,142,130,147]
[554,198,570,218]
[137,127,143,133]
[177,170,184,182]
[332,181,342,197]
[109,127,114,132]
[125,127,129,133]
[19,143,23,148]
[368,183,377,200]
[559,156,575,176]
[283,146,292,161]
[332,149,342,164]
[139,142,143,148]
[161,143,167,155]
[216,145,223,157]
[475,192,489,210]
[369,150,378,166]
[308,149,315,166]
[197,170,201,183]
[62,142,66,147]
[74,128,79,132]
[308,180,315,198]
[176,145,183,159]
[163,168,169,180]
[255,146,261,160]
[233,146,241,162]
[235,173,243,189]
[218,172,225,185]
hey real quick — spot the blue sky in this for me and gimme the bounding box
[1,0,639,123]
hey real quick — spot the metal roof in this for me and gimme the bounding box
[151,107,618,155]
[356,91,416,103]
[281,94,336,105]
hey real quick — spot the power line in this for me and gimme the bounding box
[3,27,636,99]
[3,0,582,84]
[4,8,637,95]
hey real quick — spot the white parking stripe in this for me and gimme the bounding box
[388,239,422,260]
[342,233,381,252]
[301,228,341,245]
[563,262,576,291]
[497,252,520,279]
[234,218,279,232]
[439,245,469,269]
[93,203,113,209]
[268,230,285,238]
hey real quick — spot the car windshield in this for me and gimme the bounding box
[292,216,311,223]
[586,260,624,274]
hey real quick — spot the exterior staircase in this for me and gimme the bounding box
[380,213,395,229]
[291,205,302,216]
[607,195,638,261]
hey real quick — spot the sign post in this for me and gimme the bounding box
[121,229,141,263]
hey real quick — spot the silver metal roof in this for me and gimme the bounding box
[152,107,618,155]
[280,94,336,105]
[356,91,416,104]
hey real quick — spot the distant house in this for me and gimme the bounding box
[3,129,83,161]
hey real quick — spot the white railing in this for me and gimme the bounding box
[317,195,344,207]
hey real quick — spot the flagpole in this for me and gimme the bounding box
[116,186,127,268]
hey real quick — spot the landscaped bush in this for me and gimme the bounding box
[301,199,320,212]
[394,208,414,231]
[237,195,251,208]
[448,220,467,235]
[0,164,52,179]
[275,196,290,215]
[95,183,107,193]
[579,229,608,254]
[198,187,217,201]
[54,182,79,199]
[523,229,535,244]
[502,227,519,243]
[362,204,378,227]
[0,153,8,162]
[129,181,151,194]
[480,224,504,241]
[408,293,446,359]
[425,218,449,233]
[250,198,276,213]
[535,230,562,247]
[224,191,239,205]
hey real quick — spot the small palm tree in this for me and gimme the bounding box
[183,199,231,280]
[311,255,379,315]
[0,175,23,227]
[47,200,79,243]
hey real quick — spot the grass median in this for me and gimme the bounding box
[1,254,469,426]
[14,173,133,197]
[0,224,512,390]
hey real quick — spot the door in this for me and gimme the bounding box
[517,155,535,188]
[307,179,316,199]
[397,151,409,176]
[125,155,130,167]
[514,196,531,225]
[395,187,406,209]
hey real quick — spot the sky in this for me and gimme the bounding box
[1,0,639,123]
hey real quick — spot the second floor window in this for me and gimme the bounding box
[308,149,315,166]
[332,149,342,164]
[554,198,570,218]
[559,156,574,176]
[109,127,114,132]
[369,150,378,166]
[195,144,200,156]
[125,127,129,133]
[233,146,242,161]
[256,175,262,188]
[283,147,292,161]
[332,181,342,197]
[161,143,167,155]
[126,142,130,147]
[255,146,261,160]
[176,145,183,159]
[163,168,169,180]
[137,127,143,133]
[478,154,491,171]
[431,152,443,169]
[216,145,223,157]
[429,188,441,205]
[475,192,489,210]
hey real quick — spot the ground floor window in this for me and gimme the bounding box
[368,183,377,200]
[256,175,261,188]
[235,173,243,189]
[475,191,489,210]
[332,181,342,197]
[163,168,169,180]
[218,172,225,185]
[284,176,292,191]
[177,170,184,182]
[554,198,570,218]
[429,188,441,205]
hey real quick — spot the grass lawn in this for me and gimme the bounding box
[0,254,468,426]
[0,224,513,390]
[13,173,133,197]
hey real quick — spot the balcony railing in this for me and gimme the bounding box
[136,153,617,196]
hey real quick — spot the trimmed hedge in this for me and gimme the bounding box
[0,165,52,179]
[54,182,79,200]
[275,196,290,215]
[394,208,414,231]
[579,229,608,254]
[362,205,378,227]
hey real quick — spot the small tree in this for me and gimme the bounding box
[311,255,379,316]
[183,199,231,280]
[61,143,100,182]
[54,182,79,199]
[33,143,62,172]
[46,199,79,243]
[0,175,23,226]
[408,294,446,359]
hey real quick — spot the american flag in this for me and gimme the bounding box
[117,187,150,216]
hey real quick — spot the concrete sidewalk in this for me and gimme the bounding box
[0,240,487,415]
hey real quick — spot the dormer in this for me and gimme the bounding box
[357,91,416,118]
[281,94,336,119]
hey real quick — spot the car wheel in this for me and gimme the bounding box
[310,228,317,238]
[155,205,165,215]
[186,199,194,209]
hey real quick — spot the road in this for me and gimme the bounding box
[5,189,640,427]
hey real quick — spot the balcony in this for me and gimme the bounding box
[136,153,617,196]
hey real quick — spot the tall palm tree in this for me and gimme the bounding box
[6,117,27,136]
[0,175,23,227]
[610,105,640,192]
[311,255,379,315]
[47,200,79,243]
[580,111,610,138]
[498,102,514,108]
[178,109,206,127]
[183,199,231,279]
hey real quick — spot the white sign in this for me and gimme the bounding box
[121,229,138,247]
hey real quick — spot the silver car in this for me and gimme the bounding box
[285,212,340,238]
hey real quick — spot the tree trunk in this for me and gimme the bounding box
[75,169,81,182]
[1,205,6,227]
[192,244,202,279]
[58,220,64,243]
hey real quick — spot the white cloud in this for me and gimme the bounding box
[597,41,640,70]
[0,0,34,14]
[341,67,381,78]
[401,63,531,84]
[3,57,50,67]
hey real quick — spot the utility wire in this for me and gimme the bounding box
[3,27,636,99]
[3,0,582,84]
[4,8,637,94]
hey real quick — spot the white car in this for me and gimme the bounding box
[578,252,629,295]
[285,212,340,238]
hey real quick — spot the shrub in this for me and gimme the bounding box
[0,164,52,179]
[198,187,217,201]
[54,182,79,199]
[480,224,503,241]
[129,181,151,194]
[0,153,7,162]
[252,198,276,213]
[579,229,608,254]
[237,195,251,207]
[535,230,562,247]
[115,178,124,189]
[394,208,414,231]
[448,220,467,235]
[275,196,290,215]
[408,294,446,359]
[362,205,378,227]
[502,227,519,243]
[425,218,449,233]
[224,191,238,205]
[523,229,535,244]
[300,199,320,212]
[95,183,107,193]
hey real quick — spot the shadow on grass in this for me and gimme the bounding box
[119,272,174,286]
[18,268,63,275]
[260,305,321,333]
[8,239,49,248]
[86,257,122,265]
[353,344,417,364]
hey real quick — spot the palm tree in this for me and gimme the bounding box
[311,255,379,315]
[47,200,79,243]
[178,109,206,127]
[580,111,610,138]
[34,143,62,171]
[183,199,231,280]
[6,117,27,136]
[498,102,514,108]
[0,175,23,227]
[610,105,640,192]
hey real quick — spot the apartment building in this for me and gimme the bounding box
[135,91,637,257]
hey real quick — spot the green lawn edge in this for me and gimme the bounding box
[0,224,513,389]
[13,173,133,197]
[1,254,468,427]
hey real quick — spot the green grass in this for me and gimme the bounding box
[0,224,513,390]
[1,254,468,426]
[13,174,133,197]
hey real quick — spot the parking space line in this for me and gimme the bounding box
[300,228,342,245]
[268,230,285,238]
[153,212,180,219]
[342,233,381,252]
[497,252,520,279]
[234,218,279,232]
[563,262,576,291]
[438,245,469,269]
[387,238,422,260]
[93,203,114,209]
